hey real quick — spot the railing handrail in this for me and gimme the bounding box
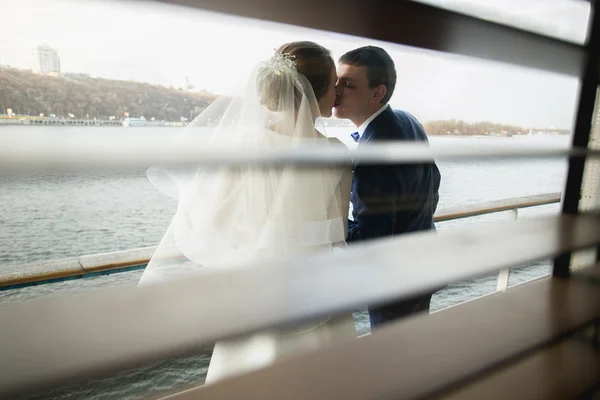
[435,192,561,222]
[0,192,562,290]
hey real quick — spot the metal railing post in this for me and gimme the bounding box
[496,208,518,291]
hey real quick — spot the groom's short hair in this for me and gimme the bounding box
[339,46,397,104]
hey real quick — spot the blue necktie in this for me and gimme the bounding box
[350,131,360,142]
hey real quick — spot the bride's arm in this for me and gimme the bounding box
[327,137,352,235]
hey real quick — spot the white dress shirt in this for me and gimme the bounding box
[356,104,389,139]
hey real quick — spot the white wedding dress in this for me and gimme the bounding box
[137,51,357,384]
[203,132,356,384]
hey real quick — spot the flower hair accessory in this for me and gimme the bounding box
[262,50,298,75]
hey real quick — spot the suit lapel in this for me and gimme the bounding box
[358,123,375,147]
[358,105,392,147]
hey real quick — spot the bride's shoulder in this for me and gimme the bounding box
[325,137,350,154]
[314,130,345,146]
[321,135,352,169]
[326,137,345,147]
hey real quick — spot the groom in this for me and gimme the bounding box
[334,46,441,329]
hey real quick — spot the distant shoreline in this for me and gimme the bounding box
[0,119,570,138]
[0,117,188,128]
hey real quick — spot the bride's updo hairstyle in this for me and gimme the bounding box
[258,41,335,111]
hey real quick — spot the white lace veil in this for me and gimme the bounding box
[138,51,348,285]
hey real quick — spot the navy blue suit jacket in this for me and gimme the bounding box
[347,106,441,241]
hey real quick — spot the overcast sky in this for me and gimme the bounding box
[0,0,591,129]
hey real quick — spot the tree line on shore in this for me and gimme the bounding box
[422,119,569,136]
[0,68,215,121]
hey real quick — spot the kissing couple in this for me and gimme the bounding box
[138,41,441,383]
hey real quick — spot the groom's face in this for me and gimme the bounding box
[333,64,373,122]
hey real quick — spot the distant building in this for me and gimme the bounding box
[32,44,61,76]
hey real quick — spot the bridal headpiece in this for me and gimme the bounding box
[261,50,298,75]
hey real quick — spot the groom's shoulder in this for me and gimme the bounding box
[387,108,428,140]
[390,108,421,126]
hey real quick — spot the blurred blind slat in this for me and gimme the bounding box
[154,0,584,76]
[1,132,597,171]
[167,265,600,400]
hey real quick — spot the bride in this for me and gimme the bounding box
[137,41,356,383]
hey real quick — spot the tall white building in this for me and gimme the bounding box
[32,44,61,76]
